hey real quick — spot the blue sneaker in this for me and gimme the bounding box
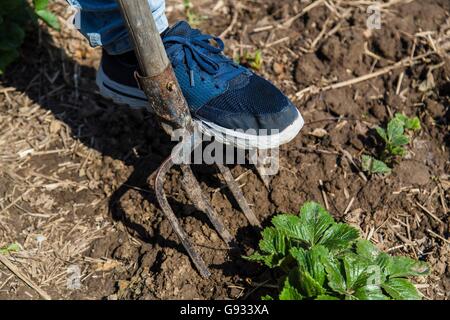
[96,21,303,149]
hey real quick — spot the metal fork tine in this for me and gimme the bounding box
[181,164,234,245]
[216,164,261,228]
[155,155,211,278]
[118,1,264,278]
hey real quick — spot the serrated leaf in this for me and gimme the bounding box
[382,278,421,300]
[261,295,274,300]
[271,214,304,241]
[343,254,370,290]
[319,223,359,251]
[387,118,404,142]
[394,113,408,123]
[389,145,406,156]
[405,117,421,131]
[361,155,391,175]
[386,256,430,278]
[245,227,287,268]
[259,227,285,255]
[298,269,326,298]
[395,114,421,131]
[356,240,380,262]
[375,127,388,142]
[298,202,335,246]
[391,134,409,147]
[244,252,271,265]
[354,284,389,300]
[375,252,392,277]
[279,276,303,300]
[290,245,328,286]
[323,257,347,294]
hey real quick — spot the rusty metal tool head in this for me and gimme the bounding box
[117,0,262,277]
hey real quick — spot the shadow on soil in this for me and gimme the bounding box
[1,28,260,279]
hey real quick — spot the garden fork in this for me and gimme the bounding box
[117,0,265,277]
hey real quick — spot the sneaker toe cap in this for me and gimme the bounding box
[196,101,300,132]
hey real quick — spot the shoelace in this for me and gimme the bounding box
[163,32,244,87]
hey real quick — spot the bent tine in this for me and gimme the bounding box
[118,0,263,278]
[155,153,211,278]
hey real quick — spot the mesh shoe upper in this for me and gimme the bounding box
[162,21,300,132]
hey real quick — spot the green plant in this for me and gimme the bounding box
[183,0,205,27]
[362,113,421,175]
[361,155,392,175]
[234,50,263,71]
[0,242,21,255]
[0,0,59,74]
[246,202,430,300]
[33,0,60,30]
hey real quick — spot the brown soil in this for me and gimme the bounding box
[0,0,449,300]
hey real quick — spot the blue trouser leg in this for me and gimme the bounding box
[66,0,169,55]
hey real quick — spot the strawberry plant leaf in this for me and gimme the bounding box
[375,127,387,142]
[271,214,304,242]
[389,145,406,156]
[381,278,421,300]
[246,202,430,300]
[387,118,404,142]
[405,117,420,131]
[361,155,391,175]
[297,201,334,246]
[354,285,389,300]
[394,113,421,131]
[279,276,303,300]
[390,134,409,147]
[245,227,287,268]
[319,223,359,251]
[290,245,328,286]
[297,269,326,297]
[343,254,370,290]
[356,240,380,262]
[259,227,286,255]
[261,295,274,300]
[323,257,347,295]
[386,256,430,278]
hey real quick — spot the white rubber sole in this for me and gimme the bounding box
[196,110,304,149]
[96,65,148,109]
[96,66,304,149]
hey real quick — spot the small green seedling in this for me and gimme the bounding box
[246,202,429,300]
[361,155,392,175]
[0,243,21,255]
[376,113,421,160]
[235,50,263,71]
[362,113,421,175]
[183,0,205,28]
